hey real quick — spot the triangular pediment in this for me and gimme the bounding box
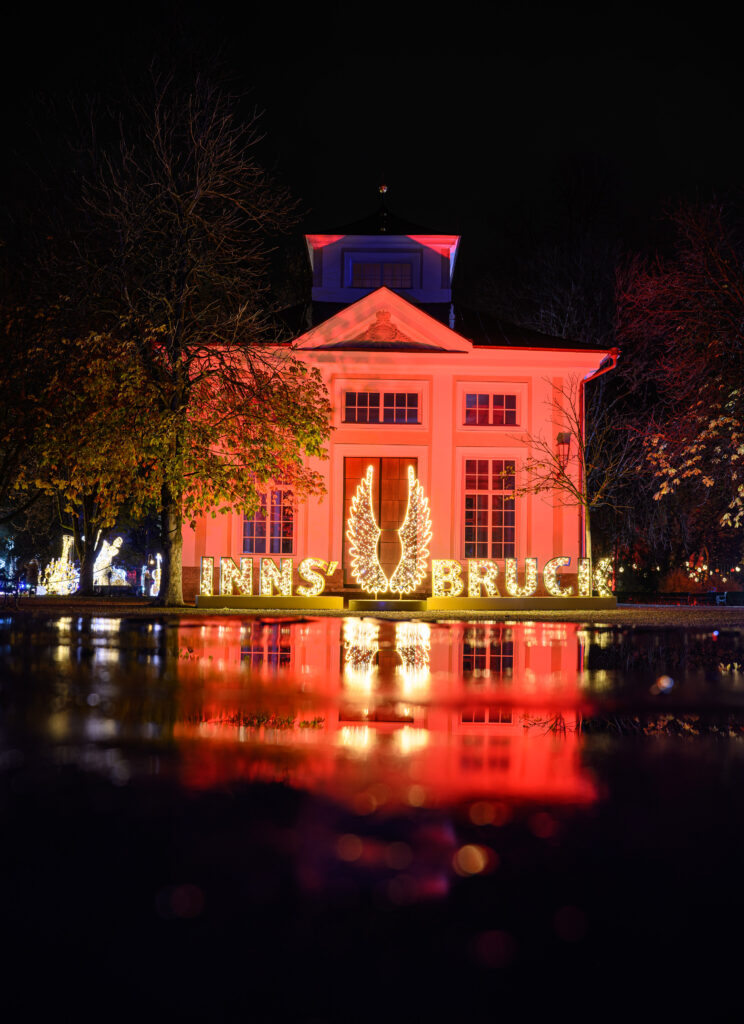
[294,288,473,353]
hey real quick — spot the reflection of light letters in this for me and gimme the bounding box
[432,559,464,597]
[260,558,293,597]
[544,556,573,596]
[220,557,253,596]
[468,560,501,597]
[504,558,538,597]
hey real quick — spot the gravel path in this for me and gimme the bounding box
[6,595,744,626]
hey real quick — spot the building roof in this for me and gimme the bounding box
[280,298,608,352]
[303,202,458,237]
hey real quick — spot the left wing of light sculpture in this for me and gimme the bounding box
[347,465,388,595]
[389,466,432,597]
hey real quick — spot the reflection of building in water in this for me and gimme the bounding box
[241,622,292,668]
[462,626,513,677]
[174,620,596,806]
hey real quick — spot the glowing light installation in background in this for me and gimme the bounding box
[544,556,573,596]
[150,554,162,597]
[93,537,127,587]
[39,536,78,595]
[347,464,432,597]
[504,558,538,597]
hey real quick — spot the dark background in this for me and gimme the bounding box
[2,1,742,276]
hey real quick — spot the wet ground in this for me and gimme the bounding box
[2,612,744,1020]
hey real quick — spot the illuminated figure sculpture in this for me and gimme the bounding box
[38,535,79,595]
[93,537,127,588]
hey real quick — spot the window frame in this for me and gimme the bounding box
[242,488,295,556]
[457,381,527,433]
[340,386,424,426]
[350,260,414,290]
[462,456,517,561]
[463,391,519,427]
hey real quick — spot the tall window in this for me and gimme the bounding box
[344,391,419,424]
[243,490,294,554]
[463,459,516,559]
[351,261,413,289]
[464,393,517,426]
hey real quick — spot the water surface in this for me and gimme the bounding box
[2,614,743,1019]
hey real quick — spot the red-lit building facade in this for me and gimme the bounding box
[182,218,613,599]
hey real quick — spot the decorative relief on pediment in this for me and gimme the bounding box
[352,310,413,344]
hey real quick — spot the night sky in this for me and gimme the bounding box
[2,2,743,275]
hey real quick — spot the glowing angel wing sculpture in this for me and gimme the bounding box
[347,465,389,595]
[389,466,432,596]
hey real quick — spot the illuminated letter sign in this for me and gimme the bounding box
[504,557,538,597]
[468,559,501,597]
[544,556,573,597]
[297,558,338,597]
[260,558,293,597]
[432,559,464,597]
[220,556,253,595]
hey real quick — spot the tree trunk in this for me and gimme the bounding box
[78,543,96,596]
[585,506,592,566]
[72,496,98,596]
[159,481,184,606]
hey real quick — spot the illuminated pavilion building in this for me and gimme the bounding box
[181,205,614,601]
